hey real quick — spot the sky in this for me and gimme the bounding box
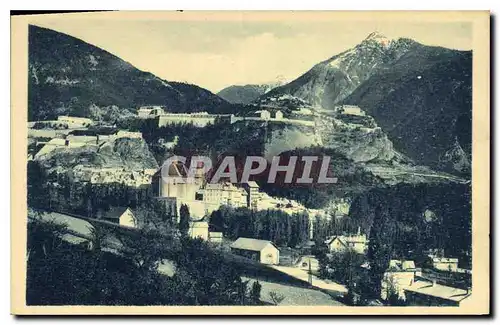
[27,12,472,93]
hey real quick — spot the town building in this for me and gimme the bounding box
[152,161,205,218]
[33,127,145,160]
[208,231,223,244]
[102,207,138,228]
[57,115,94,126]
[274,110,283,120]
[380,259,422,300]
[153,161,203,201]
[157,112,236,127]
[73,166,154,188]
[431,257,459,272]
[404,280,471,306]
[153,161,263,219]
[337,105,366,116]
[65,134,99,144]
[188,220,209,240]
[325,231,368,254]
[230,237,280,265]
[242,181,261,210]
[202,182,248,208]
[253,110,271,120]
[138,106,166,118]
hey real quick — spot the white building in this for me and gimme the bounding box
[202,182,248,207]
[230,237,280,265]
[325,233,368,254]
[338,105,366,116]
[153,160,265,219]
[404,280,471,306]
[188,220,209,240]
[432,257,459,272]
[102,207,138,228]
[208,231,223,244]
[137,106,166,118]
[254,110,271,120]
[157,112,235,127]
[57,115,94,126]
[274,110,284,120]
[381,260,422,300]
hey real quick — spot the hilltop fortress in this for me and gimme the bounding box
[137,105,314,127]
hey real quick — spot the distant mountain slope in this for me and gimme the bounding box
[28,25,233,121]
[217,81,284,104]
[344,47,472,174]
[260,32,417,109]
[258,32,472,175]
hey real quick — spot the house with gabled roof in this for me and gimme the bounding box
[325,232,368,254]
[431,257,459,272]
[188,219,209,241]
[230,237,280,265]
[381,259,422,301]
[102,207,137,228]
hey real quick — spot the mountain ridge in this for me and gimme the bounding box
[217,80,286,104]
[256,32,472,175]
[28,25,235,121]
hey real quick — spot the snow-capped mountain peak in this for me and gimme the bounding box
[259,32,418,110]
[362,31,397,48]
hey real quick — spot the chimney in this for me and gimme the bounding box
[357,226,361,235]
[431,280,437,287]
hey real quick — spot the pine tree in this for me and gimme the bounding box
[250,281,262,305]
[179,204,190,237]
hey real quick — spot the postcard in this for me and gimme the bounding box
[11,10,490,315]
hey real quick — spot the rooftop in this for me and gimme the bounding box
[230,237,276,252]
[388,259,417,271]
[103,207,132,220]
[405,281,470,302]
[325,234,368,245]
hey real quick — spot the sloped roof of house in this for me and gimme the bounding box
[405,281,470,302]
[325,234,367,246]
[387,259,417,271]
[104,207,132,220]
[325,236,348,248]
[230,237,277,252]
